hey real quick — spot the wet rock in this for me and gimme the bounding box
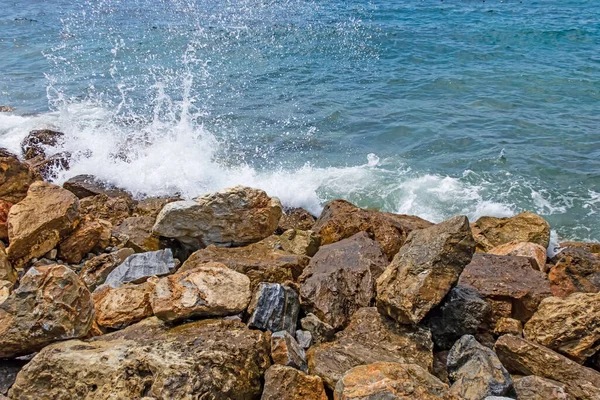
[300,313,335,345]
[132,196,181,218]
[24,152,71,181]
[63,174,132,199]
[58,216,111,264]
[9,317,271,399]
[278,207,316,233]
[79,248,135,291]
[0,148,40,204]
[280,229,321,256]
[79,193,134,226]
[313,199,433,260]
[151,262,251,322]
[458,253,552,322]
[93,281,154,330]
[471,212,550,252]
[494,318,523,337]
[548,248,600,297]
[299,232,387,330]
[112,216,161,252]
[559,241,600,254]
[103,248,176,288]
[248,282,300,335]
[0,265,94,358]
[513,376,571,400]
[153,186,282,249]
[0,360,27,395]
[296,330,312,349]
[0,243,16,284]
[489,241,548,272]
[21,129,65,160]
[271,331,308,372]
[0,106,14,112]
[524,292,600,363]
[377,215,476,325]
[7,182,79,268]
[447,335,514,400]
[494,334,600,400]
[334,362,455,400]
[261,364,327,400]
[0,200,11,240]
[307,307,434,389]
[424,286,492,350]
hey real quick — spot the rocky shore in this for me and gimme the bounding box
[0,129,600,399]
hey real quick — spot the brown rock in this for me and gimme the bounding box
[0,148,40,204]
[63,174,132,199]
[278,207,316,233]
[7,182,80,268]
[458,253,552,322]
[548,248,600,297]
[21,129,65,160]
[494,318,523,337]
[489,241,548,272]
[112,216,161,252]
[132,196,181,218]
[0,243,15,284]
[280,229,321,257]
[377,215,476,325]
[0,280,11,304]
[307,307,433,389]
[261,365,327,400]
[271,331,308,372]
[0,199,11,240]
[513,376,571,400]
[299,232,387,330]
[93,281,154,330]
[471,212,551,252]
[0,265,94,358]
[313,199,433,260]
[79,248,135,291]
[300,313,335,345]
[79,193,134,226]
[494,334,600,400]
[559,241,600,254]
[334,362,456,400]
[58,216,111,264]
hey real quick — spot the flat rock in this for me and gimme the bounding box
[548,248,600,297]
[471,212,550,252]
[248,282,300,335]
[112,216,161,252]
[93,281,154,330]
[79,193,134,226]
[277,207,316,233]
[300,313,335,345]
[63,174,132,199]
[271,331,308,372]
[513,376,571,400]
[489,241,548,272]
[261,365,327,400]
[0,148,40,204]
[377,215,476,325]
[58,216,111,264]
[299,232,387,330]
[21,129,65,160]
[103,248,176,288]
[279,229,321,256]
[79,248,135,291]
[0,200,11,240]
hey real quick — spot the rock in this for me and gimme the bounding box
[93,281,154,330]
[548,248,600,297]
[447,335,514,400]
[424,286,492,350]
[377,215,476,325]
[277,207,317,233]
[559,241,600,254]
[79,193,134,226]
[271,331,308,372]
[63,174,132,199]
[153,186,282,249]
[9,317,271,399]
[248,283,300,335]
[0,149,40,204]
[132,196,181,218]
[112,216,161,252]
[489,241,548,272]
[180,242,309,291]
[0,244,16,284]
[280,229,321,256]
[0,280,11,303]
[300,313,335,345]
[79,248,135,291]
[0,360,27,395]
[0,200,11,240]
[494,318,523,337]
[334,362,456,400]
[313,199,433,260]
[7,182,80,268]
[524,292,600,363]
[513,376,571,400]
[0,265,94,358]
[24,152,71,181]
[58,216,111,264]
[307,307,434,389]
[296,330,312,349]
[299,232,387,330]
[0,106,14,112]
[458,253,552,322]
[433,351,450,383]
[151,262,251,322]
[471,212,550,252]
[21,129,65,160]
[102,248,176,288]
[261,365,327,400]
[494,334,600,400]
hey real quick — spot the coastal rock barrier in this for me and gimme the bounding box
[1,132,600,399]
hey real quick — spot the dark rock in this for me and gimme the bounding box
[277,207,317,233]
[0,360,27,395]
[25,152,70,181]
[548,248,600,297]
[300,313,335,345]
[0,148,40,204]
[21,129,64,160]
[248,283,300,335]
[271,331,308,372]
[433,351,450,384]
[102,248,176,288]
[63,174,131,199]
[261,365,328,400]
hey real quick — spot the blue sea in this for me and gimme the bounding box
[0,0,599,244]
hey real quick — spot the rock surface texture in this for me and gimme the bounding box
[261,365,327,400]
[471,212,550,251]
[93,281,155,330]
[63,174,132,199]
[78,248,135,291]
[58,216,111,264]
[112,216,161,252]
[271,331,308,372]
[247,283,300,335]
[0,149,40,204]
[488,241,548,272]
[279,229,321,256]
[103,248,176,288]
[548,248,600,297]
[513,376,571,400]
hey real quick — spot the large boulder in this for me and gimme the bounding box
[0,265,94,358]
[548,248,600,297]
[21,129,65,160]
[7,182,79,268]
[458,253,552,322]
[78,248,135,291]
[153,186,282,249]
[103,249,177,288]
[524,292,600,363]
[299,232,387,330]
[79,193,134,226]
[93,281,154,330]
[0,199,11,240]
[313,199,433,260]
[494,335,600,400]
[334,362,456,400]
[63,174,132,199]
[488,241,548,272]
[112,216,161,252]
[513,376,571,400]
[307,307,434,389]
[471,212,550,252]
[261,365,327,400]
[58,216,111,264]
[0,148,40,204]
[377,215,475,325]
[248,283,300,335]
[9,317,271,399]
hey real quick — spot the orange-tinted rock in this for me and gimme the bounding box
[261,365,327,400]
[58,216,111,264]
[79,193,134,226]
[93,281,154,330]
[0,148,40,204]
[548,248,600,297]
[0,199,11,240]
[489,241,548,272]
[0,243,15,284]
[79,248,135,291]
[471,212,550,252]
[559,241,600,254]
[112,216,161,252]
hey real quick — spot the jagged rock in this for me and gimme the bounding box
[180,242,309,291]
[93,281,154,330]
[447,335,514,400]
[151,262,251,322]
[79,248,135,291]
[63,174,131,199]
[79,193,134,226]
[7,182,79,268]
[153,186,282,249]
[524,292,600,363]
[494,335,600,400]
[548,248,600,297]
[0,265,93,358]
[471,212,550,252]
[313,199,433,260]
[334,362,456,400]
[307,307,434,389]
[458,253,552,322]
[280,229,321,256]
[102,248,176,288]
[296,330,312,349]
[424,286,492,350]
[21,129,64,160]
[0,200,11,240]
[513,376,571,400]
[271,331,308,372]
[300,313,335,345]
[0,148,40,204]
[0,243,15,284]
[58,216,111,264]
[559,241,600,254]
[278,207,316,233]
[0,360,27,395]
[24,152,71,181]
[9,317,271,399]
[112,216,161,252]
[132,196,181,218]
[248,283,300,335]
[299,232,387,330]
[489,241,548,272]
[494,318,523,337]
[377,215,476,325]
[261,365,327,400]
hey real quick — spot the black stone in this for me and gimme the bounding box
[248,283,300,335]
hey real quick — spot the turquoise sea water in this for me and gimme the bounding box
[0,0,599,243]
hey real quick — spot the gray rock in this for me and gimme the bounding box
[63,174,131,199]
[271,331,308,372]
[248,283,300,335]
[0,360,27,395]
[296,330,312,349]
[300,313,335,345]
[102,249,176,288]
